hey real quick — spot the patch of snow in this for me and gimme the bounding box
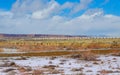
[0,55,120,75]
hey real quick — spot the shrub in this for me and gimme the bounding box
[81,51,97,61]
[32,70,43,75]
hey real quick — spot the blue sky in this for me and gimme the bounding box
[0,0,16,10]
[0,0,120,36]
[56,0,80,4]
[0,0,120,16]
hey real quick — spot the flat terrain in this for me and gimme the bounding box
[0,38,120,52]
[0,37,120,74]
[0,49,120,57]
[0,54,120,75]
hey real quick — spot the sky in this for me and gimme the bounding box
[0,0,120,36]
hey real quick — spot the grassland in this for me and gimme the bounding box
[0,38,120,56]
[0,38,120,75]
[0,49,120,57]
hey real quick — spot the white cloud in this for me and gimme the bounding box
[0,0,120,36]
[11,0,49,13]
[61,2,74,9]
[32,0,60,19]
[71,0,92,13]
[0,11,13,18]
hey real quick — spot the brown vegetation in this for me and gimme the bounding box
[69,51,97,61]
[0,38,120,52]
[0,48,3,52]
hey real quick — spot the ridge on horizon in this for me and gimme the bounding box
[0,33,88,38]
[0,33,110,37]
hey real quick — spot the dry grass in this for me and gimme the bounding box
[32,70,43,75]
[0,49,120,57]
[68,50,97,61]
[81,51,97,61]
[1,38,120,51]
[91,49,120,55]
[0,51,71,57]
[0,48,3,52]
[98,69,120,74]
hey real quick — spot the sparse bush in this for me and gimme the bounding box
[2,68,16,72]
[50,69,60,74]
[48,61,52,64]
[93,61,99,65]
[49,56,57,60]
[69,51,97,61]
[86,70,93,72]
[43,65,59,69]
[59,62,64,65]
[81,51,97,61]
[84,64,92,67]
[18,67,26,72]
[0,61,16,67]
[70,54,82,59]
[98,70,114,74]
[0,48,3,52]
[32,70,43,75]
[71,67,84,71]
[7,71,16,75]
[112,52,120,56]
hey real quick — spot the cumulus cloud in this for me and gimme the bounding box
[0,0,120,36]
[0,11,13,18]
[71,0,93,13]
[61,2,74,9]
[11,0,48,13]
[32,0,60,19]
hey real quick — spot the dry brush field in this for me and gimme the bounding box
[0,38,120,52]
[0,38,120,56]
[0,38,120,75]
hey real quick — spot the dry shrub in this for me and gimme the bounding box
[69,51,97,61]
[81,51,97,61]
[0,48,3,52]
[69,54,82,59]
[60,59,67,62]
[49,56,57,60]
[86,70,93,72]
[7,71,16,75]
[18,66,32,74]
[2,68,16,72]
[18,67,26,72]
[98,70,114,74]
[84,64,92,67]
[0,61,16,67]
[112,52,120,56]
[109,49,120,56]
[50,69,60,74]
[59,62,64,65]
[32,70,43,75]
[71,67,84,71]
[48,61,52,64]
[93,61,99,65]
[43,65,59,69]
[75,73,85,75]
[14,56,27,60]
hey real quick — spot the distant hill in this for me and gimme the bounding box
[0,33,88,38]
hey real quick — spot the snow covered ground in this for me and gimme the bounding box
[0,55,120,75]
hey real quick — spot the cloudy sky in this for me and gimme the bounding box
[0,0,120,36]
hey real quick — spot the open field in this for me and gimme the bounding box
[0,54,120,75]
[0,37,120,75]
[0,38,120,57]
[0,49,120,57]
[0,38,120,52]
